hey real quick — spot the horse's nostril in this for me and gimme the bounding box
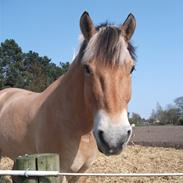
[127,129,131,136]
[98,130,104,136]
[98,130,104,143]
[98,130,110,149]
[98,130,104,140]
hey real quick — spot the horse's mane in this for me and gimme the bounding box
[78,22,136,65]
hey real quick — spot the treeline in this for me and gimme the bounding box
[0,39,69,92]
[129,97,183,126]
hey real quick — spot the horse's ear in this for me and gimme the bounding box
[121,13,136,41]
[80,11,96,41]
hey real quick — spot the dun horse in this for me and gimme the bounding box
[0,12,136,182]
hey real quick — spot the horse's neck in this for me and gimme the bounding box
[40,61,93,134]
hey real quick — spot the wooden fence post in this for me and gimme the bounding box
[13,153,61,183]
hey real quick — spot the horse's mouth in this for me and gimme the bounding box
[97,142,123,156]
[96,131,124,156]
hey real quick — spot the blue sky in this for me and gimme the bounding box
[1,0,183,118]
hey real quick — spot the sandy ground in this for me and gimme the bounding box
[0,145,183,183]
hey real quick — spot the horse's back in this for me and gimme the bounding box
[0,88,35,108]
[0,88,40,158]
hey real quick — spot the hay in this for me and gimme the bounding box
[85,145,183,183]
[0,145,183,183]
[0,157,13,183]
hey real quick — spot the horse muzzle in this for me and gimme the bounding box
[94,127,132,155]
[93,110,132,156]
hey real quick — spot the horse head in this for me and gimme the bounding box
[79,12,136,155]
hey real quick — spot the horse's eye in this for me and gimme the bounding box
[130,65,135,74]
[84,65,92,75]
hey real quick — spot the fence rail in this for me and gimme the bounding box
[1,153,182,183]
[0,170,183,177]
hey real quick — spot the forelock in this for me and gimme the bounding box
[81,25,134,65]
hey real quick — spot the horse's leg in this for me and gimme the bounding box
[68,164,90,183]
[61,176,68,183]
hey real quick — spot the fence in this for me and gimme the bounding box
[0,153,183,183]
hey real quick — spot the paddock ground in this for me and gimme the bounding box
[0,145,183,183]
[85,145,183,183]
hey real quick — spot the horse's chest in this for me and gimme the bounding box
[70,135,97,173]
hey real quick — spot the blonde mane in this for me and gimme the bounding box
[79,24,136,66]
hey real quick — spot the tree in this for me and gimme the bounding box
[0,39,70,92]
[174,96,183,115]
[148,102,182,125]
[0,39,23,88]
[59,62,70,75]
[178,116,183,125]
[168,108,181,125]
[174,96,183,125]
[129,112,143,125]
[23,51,53,91]
[149,103,164,124]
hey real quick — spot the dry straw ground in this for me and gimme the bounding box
[0,145,183,183]
[85,145,183,183]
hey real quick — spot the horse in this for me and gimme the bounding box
[0,11,136,183]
